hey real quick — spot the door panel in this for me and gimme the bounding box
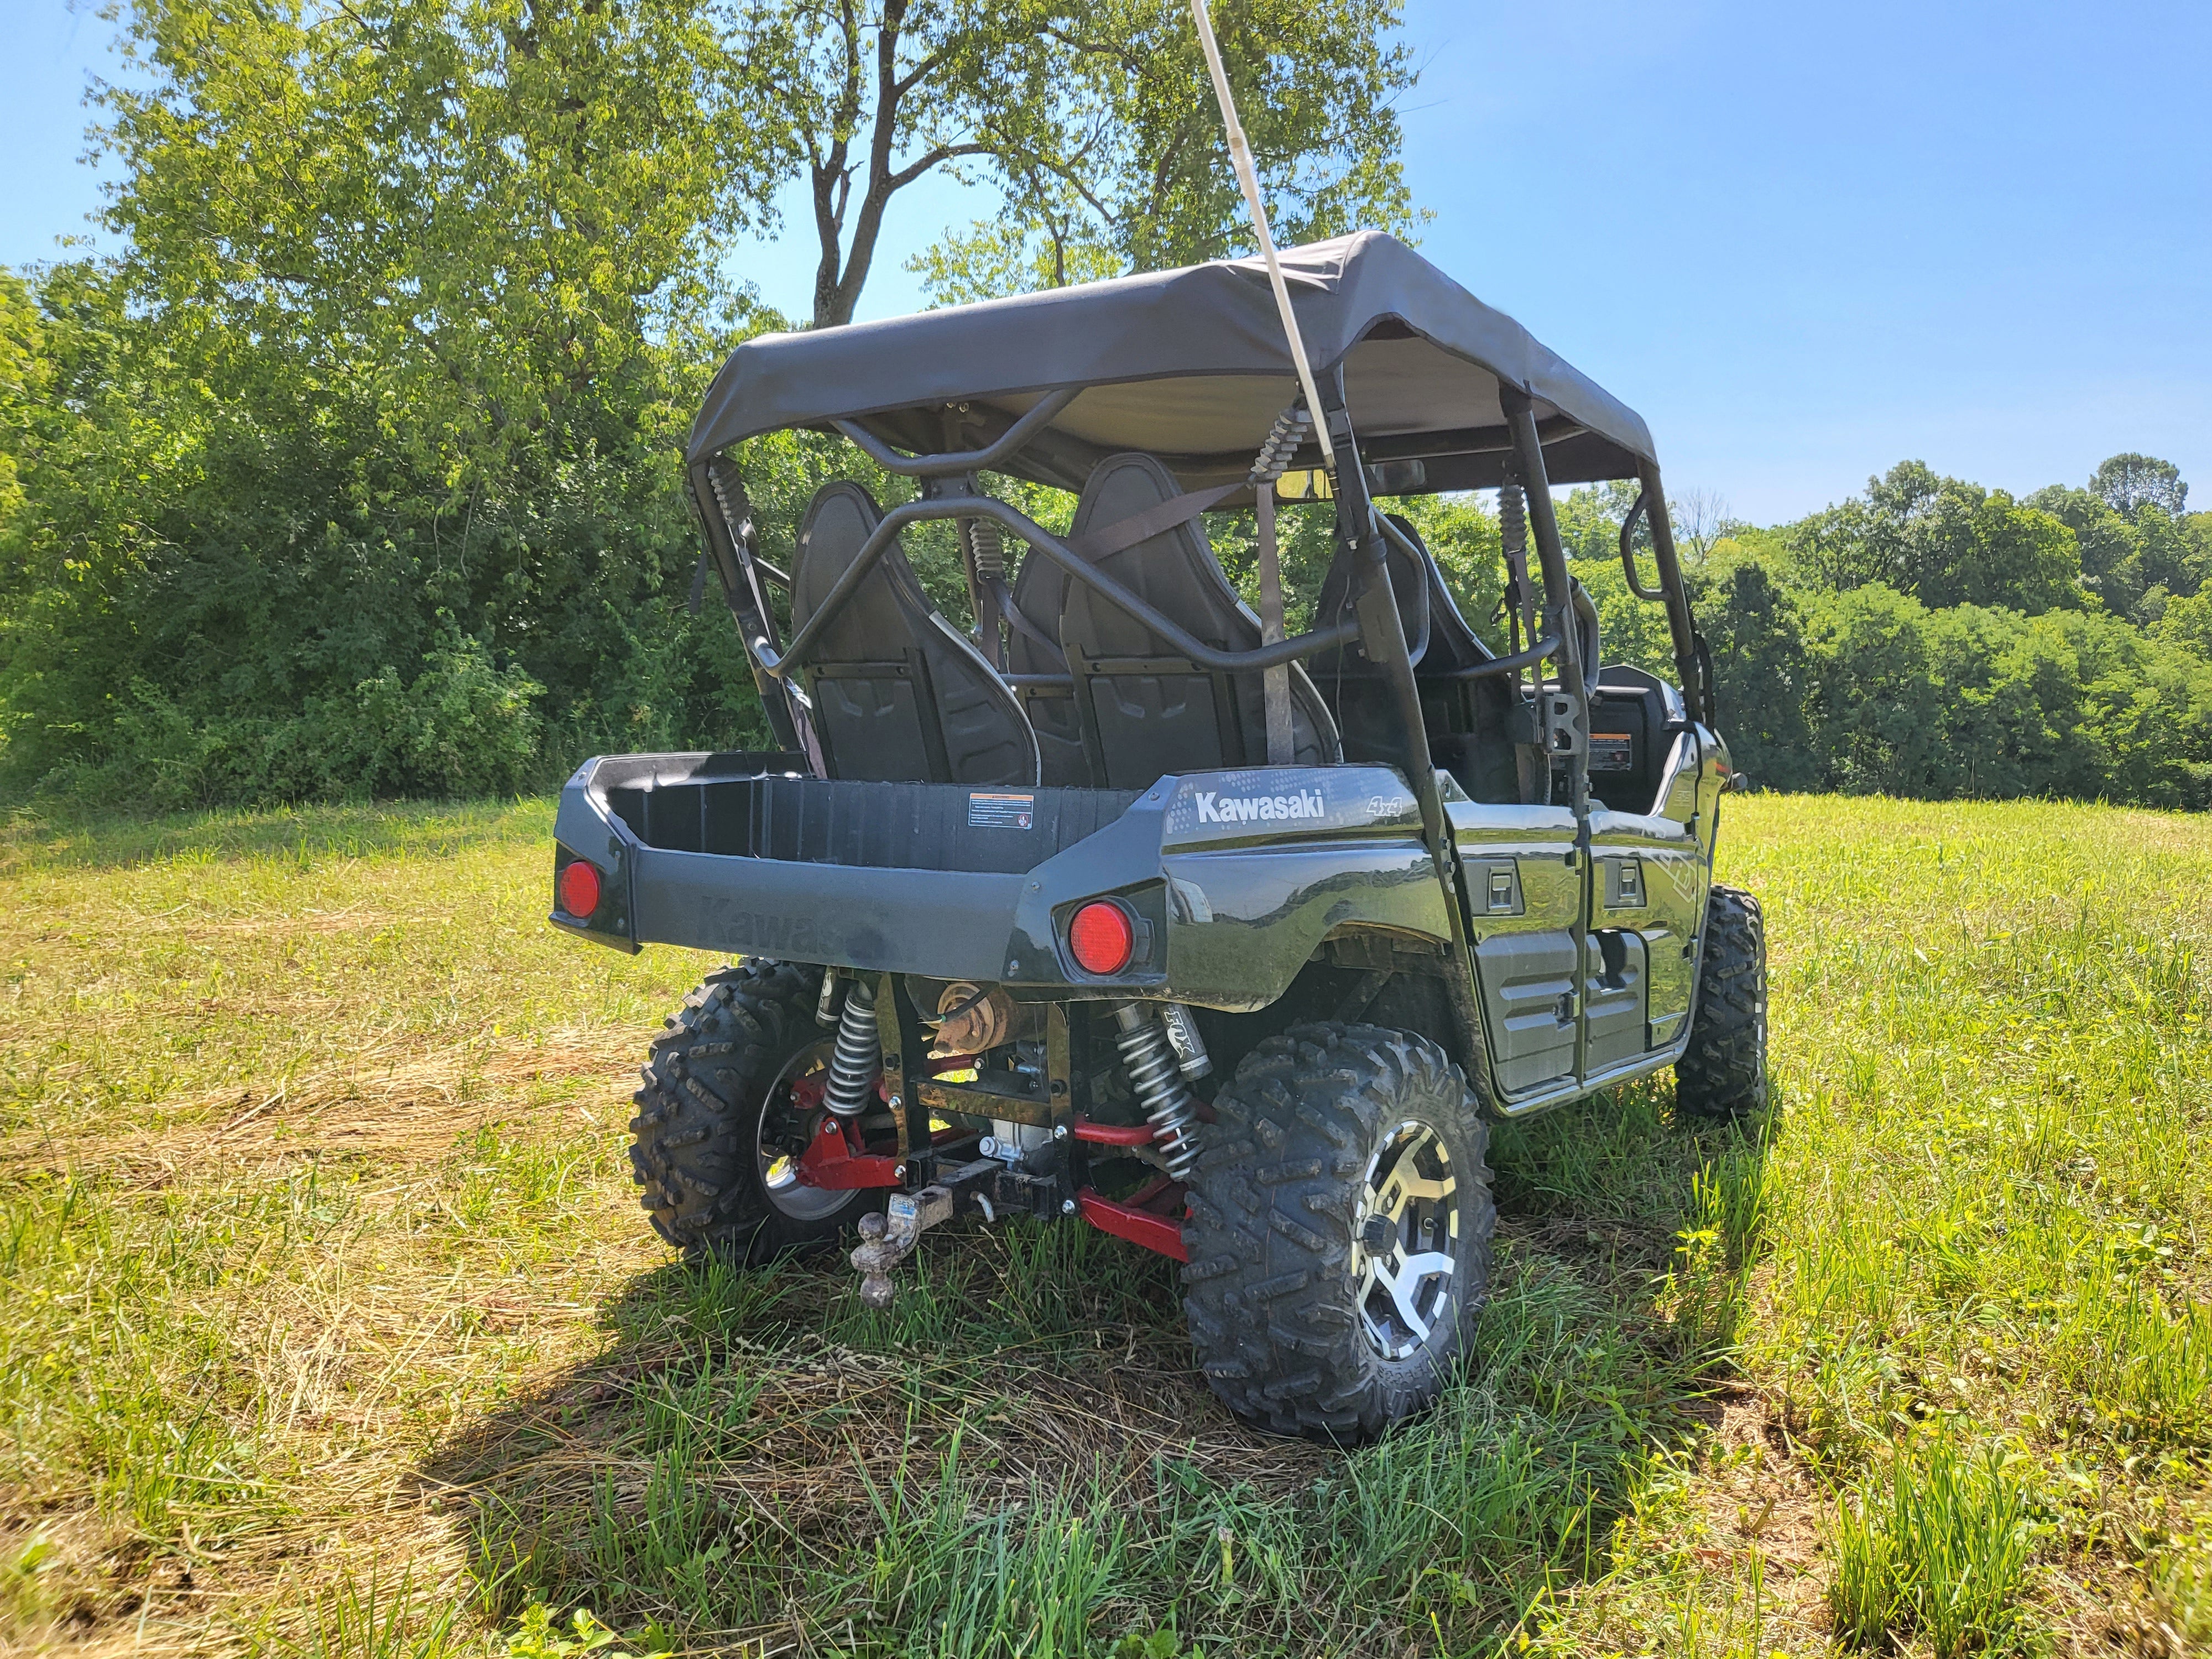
[1590,727,1708,1054]
[1450,802,1580,1098]
[1584,928,1649,1071]
[1475,932,1579,1093]
[1640,848,1706,1045]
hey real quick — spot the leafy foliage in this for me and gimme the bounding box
[2,6,2205,815]
[751,0,1419,316]
[0,0,1431,808]
[1,0,801,805]
[1558,456,2212,808]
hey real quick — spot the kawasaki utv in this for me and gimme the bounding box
[550,231,1765,1442]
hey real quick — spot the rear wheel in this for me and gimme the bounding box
[1180,1022,1496,1443]
[1675,884,1768,1121]
[628,961,883,1262]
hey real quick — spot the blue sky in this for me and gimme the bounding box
[6,0,2206,523]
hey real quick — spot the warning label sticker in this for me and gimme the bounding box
[967,791,1036,830]
[1589,733,1635,771]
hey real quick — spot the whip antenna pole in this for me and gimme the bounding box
[1188,0,1334,472]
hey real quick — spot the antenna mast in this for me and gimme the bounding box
[1188,0,1336,472]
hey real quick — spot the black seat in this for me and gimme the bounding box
[1056,453,1340,790]
[1005,549,1091,787]
[791,482,1040,786]
[1312,514,1537,804]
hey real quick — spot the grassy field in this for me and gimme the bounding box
[1,794,2206,1658]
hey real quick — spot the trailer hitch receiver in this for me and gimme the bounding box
[850,1184,955,1308]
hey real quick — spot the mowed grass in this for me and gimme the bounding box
[0,793,2205,1657]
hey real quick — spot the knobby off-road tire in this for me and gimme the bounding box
[629,960,881,1263]
[1181,1022,1497,1443]
[1675,883,1768,1121]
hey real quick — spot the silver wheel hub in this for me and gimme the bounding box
[759,1044,852,1222]
[1349,1119,1458,1360]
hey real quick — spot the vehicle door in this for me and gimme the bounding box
[1449,798,1582,1100]
[1585,729,1709,1070]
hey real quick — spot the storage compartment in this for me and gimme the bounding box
[602,766,1140,875]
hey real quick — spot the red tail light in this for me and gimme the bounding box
[558,859,603,919]
[1068,900,1135,975]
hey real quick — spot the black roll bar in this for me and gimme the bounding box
[1617,489,1666,602]
[1318,365,1493,1077]
[752,487,1359,681]
[830,389,1082,478]
[1373,514,1433,663]
[1439,630,1566,683]
[1500,384,1590,817]
[688,458,803,753]
[1635,459,1714,725]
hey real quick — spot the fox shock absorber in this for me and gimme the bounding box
[1499,480,1536,661]
[823,977,880,1117]
[966,517,1008,586]
[1113,1003,1203,1180]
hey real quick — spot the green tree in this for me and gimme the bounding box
[2044,452,2203,617]
[759,0,1420,316]
[2153,589,2212,659]
[2,0,787,802]
[1690,551,1819,791]
[2090,451,2188,520]
[1785,461,2084,615]
[2025,483,2140,611]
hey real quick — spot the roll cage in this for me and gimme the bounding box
[688,364,1713,826]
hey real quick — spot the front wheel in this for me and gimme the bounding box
[1675,884,1768,1121]
[1180,1022,1496,1443]
[628,961,883,1262]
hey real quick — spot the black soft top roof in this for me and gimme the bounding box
[690,230,1657,495]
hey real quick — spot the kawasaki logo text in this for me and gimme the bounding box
[1194,789,1326,825]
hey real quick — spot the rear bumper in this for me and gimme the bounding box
[549,753,1454,1010]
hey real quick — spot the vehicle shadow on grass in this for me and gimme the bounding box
[419,1080,1775,1657]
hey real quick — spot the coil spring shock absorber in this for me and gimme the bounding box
[1113,1003,1202,1180]
[966,518,1008,587]
[1499,481,1533,658]
[824,977,880,1117]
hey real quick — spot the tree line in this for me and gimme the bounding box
[1564,457,2212,809]
[0,0,1412,809]
[4,0,2206,812]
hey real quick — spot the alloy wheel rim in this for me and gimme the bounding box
[758,1040,854,1222]
[1348,1118,1458,1360]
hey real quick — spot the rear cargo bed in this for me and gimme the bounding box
[606,770,1140,874]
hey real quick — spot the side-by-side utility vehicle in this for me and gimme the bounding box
[550,231,1765,1441]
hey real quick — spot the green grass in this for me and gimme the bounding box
[1,794,2207,1656]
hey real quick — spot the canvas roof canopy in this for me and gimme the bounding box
[688,230,1658,497]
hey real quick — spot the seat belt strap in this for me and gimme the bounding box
[1066,481,1240,563]
[1256,482,1293,764]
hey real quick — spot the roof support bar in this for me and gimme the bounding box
[753,486,1358,681]
[830,389,1082,478]
[1500,387,1592,812]
[1635,460,1715,726]
[1501,383,1595,1087]
[1316,365,1491,1083]
[687,457,806,756]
